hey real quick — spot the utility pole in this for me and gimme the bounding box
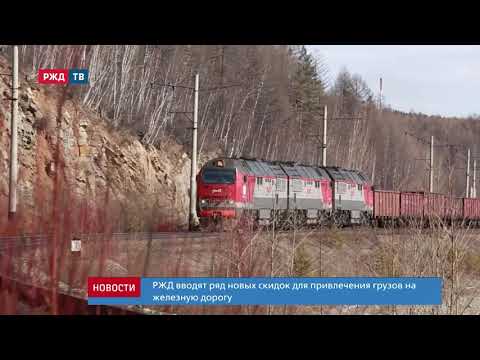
[466,148,471,198]
[153,74,243,230]
[405,132,437,193]
[429,135,434,193]
[379,77,383,112]
[322,105,327,167]
[189,73,199,231]
[307,102,360,168]
[8,45,18,220]
[473,159,477,198]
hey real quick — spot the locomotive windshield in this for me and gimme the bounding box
[202,168,236,184]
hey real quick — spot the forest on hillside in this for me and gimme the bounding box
[4,45,480,197]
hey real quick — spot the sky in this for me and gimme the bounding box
[307,45,480,118]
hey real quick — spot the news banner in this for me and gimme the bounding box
[88,277,442,306]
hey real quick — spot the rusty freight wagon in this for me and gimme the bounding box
[444,196,463,220]
[464,198,480,221]
[400,192,424,219]
[424,192,447,219]
[373,190,400,219]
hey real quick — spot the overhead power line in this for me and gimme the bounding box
[151,82,244,92]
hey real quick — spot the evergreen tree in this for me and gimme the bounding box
[291,45,325,114]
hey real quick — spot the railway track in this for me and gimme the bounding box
[0,234,50,252]
[2,224,480,252]
[0,231,220,252]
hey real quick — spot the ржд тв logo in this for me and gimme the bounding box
[38,68,89,85]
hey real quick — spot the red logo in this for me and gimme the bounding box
[88,277,141,298]
[38,69,69,84]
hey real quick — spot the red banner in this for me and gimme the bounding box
[88,277,141,298]
[38,69,69,84]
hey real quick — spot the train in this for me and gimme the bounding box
[196,157,480,229]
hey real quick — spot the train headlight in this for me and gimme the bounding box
[201,199,207,205]
[228,200,234,205]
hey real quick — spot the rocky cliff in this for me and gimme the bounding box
[0,56,217,230]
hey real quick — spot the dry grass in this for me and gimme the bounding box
[4,207,480,314]
[115,221,480,315]
[4,187,480,315]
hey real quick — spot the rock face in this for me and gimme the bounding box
[0,56,196,229]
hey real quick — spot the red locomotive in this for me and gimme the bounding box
[196,157,373,228]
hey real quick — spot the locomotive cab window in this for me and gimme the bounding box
[243,175,247,183]
[202,168,235,184]
[256,177,263,185]
[315,181,320,188]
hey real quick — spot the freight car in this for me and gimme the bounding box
[373,190,480,226]
[196,157,374,228]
